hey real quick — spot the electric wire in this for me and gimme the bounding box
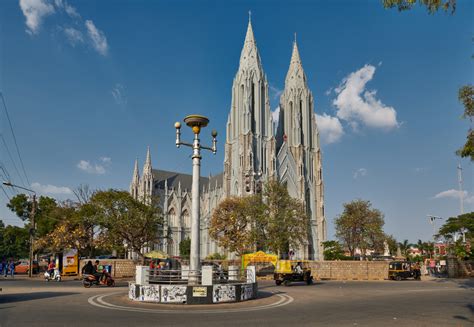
[0,133,26,187]
[0,184,10,201]
[0,92,30,186]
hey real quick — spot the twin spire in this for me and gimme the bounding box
[239,14,306,86]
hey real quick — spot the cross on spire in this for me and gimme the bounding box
[248,10,251,23]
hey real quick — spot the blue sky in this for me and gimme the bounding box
[0,0,472,244]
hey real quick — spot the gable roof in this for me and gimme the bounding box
[153,169,223,192]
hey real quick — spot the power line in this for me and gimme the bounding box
[0,184,10,201]
[0,92,30,186]
[0,162,12,181]
[0,134,26,187]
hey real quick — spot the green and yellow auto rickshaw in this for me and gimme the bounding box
[274,260,313,286]
[388,261,421,281]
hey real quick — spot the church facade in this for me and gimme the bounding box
[130,20,326,260]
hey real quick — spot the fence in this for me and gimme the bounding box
[148,265,243,285]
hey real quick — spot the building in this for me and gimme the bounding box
[130,19,326,260]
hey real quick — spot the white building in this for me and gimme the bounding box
[130,19,326,260]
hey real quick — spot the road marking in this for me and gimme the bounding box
[88,291,293,314]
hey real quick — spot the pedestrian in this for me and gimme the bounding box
[9,260,15,278]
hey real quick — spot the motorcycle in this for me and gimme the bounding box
[82,270,115,288]
[44,268,61,282]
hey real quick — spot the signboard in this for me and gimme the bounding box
[241,251,278,269]
[193,287,207,297]
[62,249,78,275]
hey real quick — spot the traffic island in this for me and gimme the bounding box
[128,266,258,305]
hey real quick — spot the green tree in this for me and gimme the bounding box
[0,220,29,259]
[321,240,346,260]
[335,200,386,257]
[7,194,59,238]
[209,196,262,255]
[457,85,474,161]
[438,212,474,242]
[259,181,309,257]
[210,181,309,258]
[398,239,413,259]
[179,238,191,259]
[90,190,163,263]
[383,0,456,14]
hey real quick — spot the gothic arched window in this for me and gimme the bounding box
[182,210,190,228]
[168,208,177,227]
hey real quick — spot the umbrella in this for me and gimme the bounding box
[144,250,169,259]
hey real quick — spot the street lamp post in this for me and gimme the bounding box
[175,115,217,285]
[427,215,443,257]
[3,181,37,278]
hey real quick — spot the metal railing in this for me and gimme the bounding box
[147,266,245,285]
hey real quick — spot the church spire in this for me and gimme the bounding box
[285,38,307,88]
[145,146,151,168]
[132,158,140,184]
[239,15,262,71]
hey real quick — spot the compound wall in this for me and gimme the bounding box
[79,259,136,278]
[309,261,389,280]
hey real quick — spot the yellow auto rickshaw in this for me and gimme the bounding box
[274,260,313,286]
[388,261,421,281]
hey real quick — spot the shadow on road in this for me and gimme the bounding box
[0,292,78,305]
[256,291,274,299]
[431,278,474,289]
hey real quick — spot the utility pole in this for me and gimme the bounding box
[3,181,37,278]
[458,163,464,215]
[427,215,442,257]
[29,194,36,278]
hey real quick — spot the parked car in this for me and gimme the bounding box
[14,260,39,274]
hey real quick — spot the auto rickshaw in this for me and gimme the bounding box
[274,260,313,286]
[388,261,421,281]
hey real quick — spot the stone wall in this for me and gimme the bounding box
[447,257,474,278]
[79,259,136,278]
[309,261,389,280]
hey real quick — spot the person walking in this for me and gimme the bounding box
[9,260,15,278]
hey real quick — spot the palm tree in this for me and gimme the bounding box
[398,239,412,259]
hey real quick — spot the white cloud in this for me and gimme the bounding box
[77,160,106,174]
[353,168,367,179]
[99,157,111,164]
[19,0,109,57]
[31,182,72,195]
[63,27,83,46]
[333,64,399,129]
[111,84,127,105]
[325,88,333,96]
[315,113,344,144]
[19,0,55,35]
[434,189,465,200]
[433,189,474,204]
[54,0,79,18]
[85,20,108,56]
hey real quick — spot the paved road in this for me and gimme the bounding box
[0,277,472,326]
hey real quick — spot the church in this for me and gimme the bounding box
[129,19,326,260]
